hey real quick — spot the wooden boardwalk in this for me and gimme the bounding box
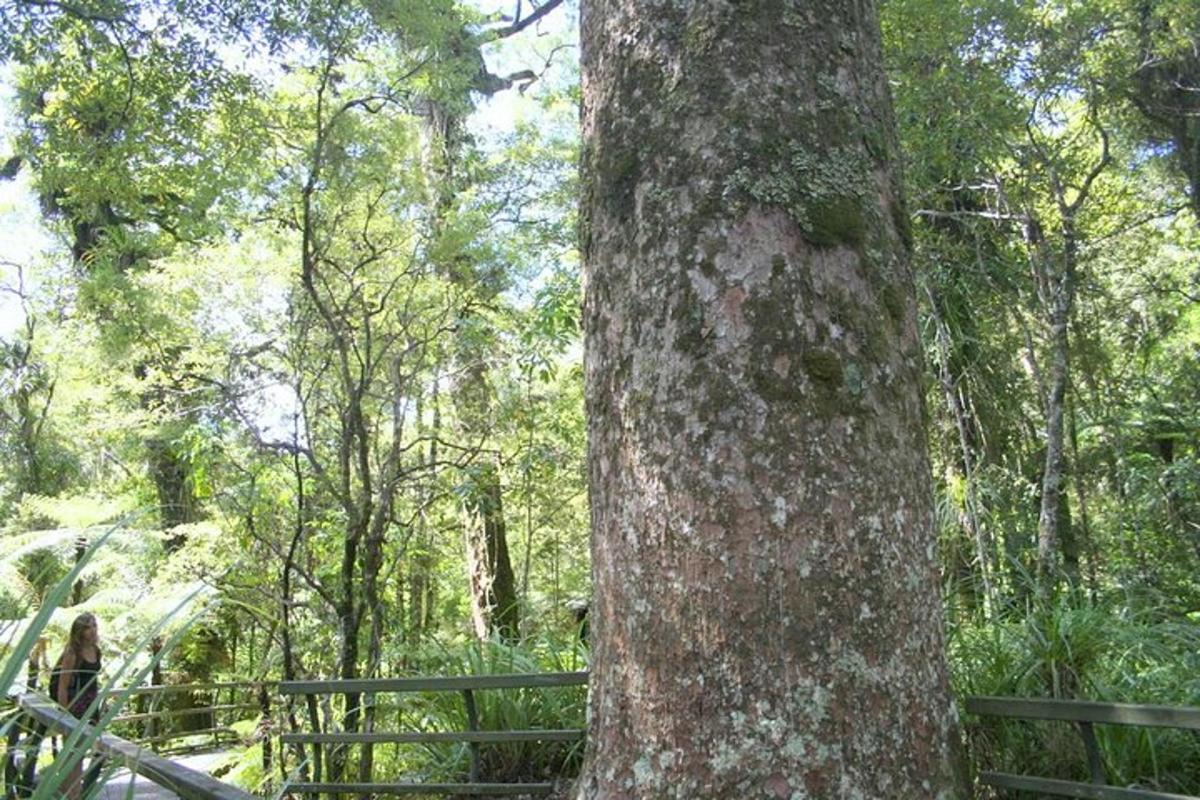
[94,751,231,800]
[7,691,255,800]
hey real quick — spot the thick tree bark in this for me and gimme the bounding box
[577,1,965,797]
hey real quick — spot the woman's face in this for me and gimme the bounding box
[81,618,98,645]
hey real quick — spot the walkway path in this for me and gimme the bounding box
[95,751,233,800]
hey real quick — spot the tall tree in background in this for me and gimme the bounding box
[418,3,568,641]
[577,0,964,796]
[2,4,257,543]
[255,5,461,783]
[884,0,1172,599]
[422,92,522,642]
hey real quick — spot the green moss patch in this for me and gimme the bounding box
[802,348,843,385]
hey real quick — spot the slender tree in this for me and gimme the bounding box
[416,0,571,640]
[577,1,965,797]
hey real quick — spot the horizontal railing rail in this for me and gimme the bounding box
[115,681,272,696]
[968,696,1200,731]
[966,695,1200,800]
[5,690,256,800]
[104,680,269,752]
[279,670,588,797]
[281,729,584,745]
[279,671,587,695]
[112,703,259,725]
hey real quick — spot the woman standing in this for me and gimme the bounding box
[54,612,102,800]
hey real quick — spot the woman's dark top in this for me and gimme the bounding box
[67,653,101,720]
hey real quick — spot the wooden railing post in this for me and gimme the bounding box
[17,720,46,798]
[147,638,163,751]
[258,683,272,775]
[4,706,24,800]
[210,688,219,749]
[1076,721,1104,784]
[25,640,43,693]
[462,689,481,783]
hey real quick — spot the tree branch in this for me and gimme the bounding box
[488,0,565,41]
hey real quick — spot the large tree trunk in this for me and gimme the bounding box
[74,214,201,550]
[576,1,965,797]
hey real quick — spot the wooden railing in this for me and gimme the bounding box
[18,675,1198,800]
[279,671,588,797]
[966,695,1200,799]
[3,690,257,800]
[110,681,270,753]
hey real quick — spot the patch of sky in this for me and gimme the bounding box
[1131,139,1177,168]
[468,1,580,308]
[240,380,306,447]
[470,0,578,143]
[0,64,60,339]
[963,18,1012,67]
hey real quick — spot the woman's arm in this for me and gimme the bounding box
[56,650,75,707]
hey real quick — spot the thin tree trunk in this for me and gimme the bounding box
[357,525,383,793]
[410,382,440,644]
[1036,268,1073,587]
[1031,125,1108,593]
[1068,391,1100,598]
[330,525,362,787]
[283,433,319,788]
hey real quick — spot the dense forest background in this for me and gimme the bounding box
[0,0,1197,792]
